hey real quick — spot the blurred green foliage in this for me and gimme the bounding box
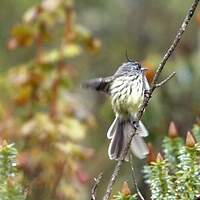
[0,0,100,199]
[0,142,25,200]
[143,123,200,200]
[112,123,200,200]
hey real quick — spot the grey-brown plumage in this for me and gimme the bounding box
[84,61,150,160]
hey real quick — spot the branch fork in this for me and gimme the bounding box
[91,172,103,200]
[91,0,200,199]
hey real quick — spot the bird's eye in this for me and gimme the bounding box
[135,63,141,70]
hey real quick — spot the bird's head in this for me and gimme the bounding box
[119,61,148,75]
[123,51,148,73]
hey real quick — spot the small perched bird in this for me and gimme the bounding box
[84,57,150,160]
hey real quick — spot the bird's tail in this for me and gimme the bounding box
[107,117,149,160]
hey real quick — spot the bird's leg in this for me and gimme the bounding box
[130,119,139,130]
[144,89,151,99]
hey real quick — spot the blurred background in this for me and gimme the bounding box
[0,0,200,199]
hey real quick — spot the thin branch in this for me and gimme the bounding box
[155,72,176,88]
[151,0,199,88]
[130,154,145,200]
[91,172,103,200]
[102,1,199,200]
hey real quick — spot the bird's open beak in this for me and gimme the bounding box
[141,67,148,71]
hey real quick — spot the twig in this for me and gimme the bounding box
[91,172,103,200]
[102,1,199,200]
[155,72,176,88]
[130,154,145,200]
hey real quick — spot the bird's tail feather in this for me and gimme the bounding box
[108,117,149,160]
[130,135,149,159]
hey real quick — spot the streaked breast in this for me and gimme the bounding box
[110,75,144,115]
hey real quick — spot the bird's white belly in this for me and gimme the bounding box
[126,88,143,112]
[110,76,144,117]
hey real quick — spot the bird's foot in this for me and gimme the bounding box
[144,89,151,98]
[130,120,139,130]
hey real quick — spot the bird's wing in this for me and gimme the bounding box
[82,76,114,93]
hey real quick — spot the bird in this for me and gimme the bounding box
[83,56,150,160]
